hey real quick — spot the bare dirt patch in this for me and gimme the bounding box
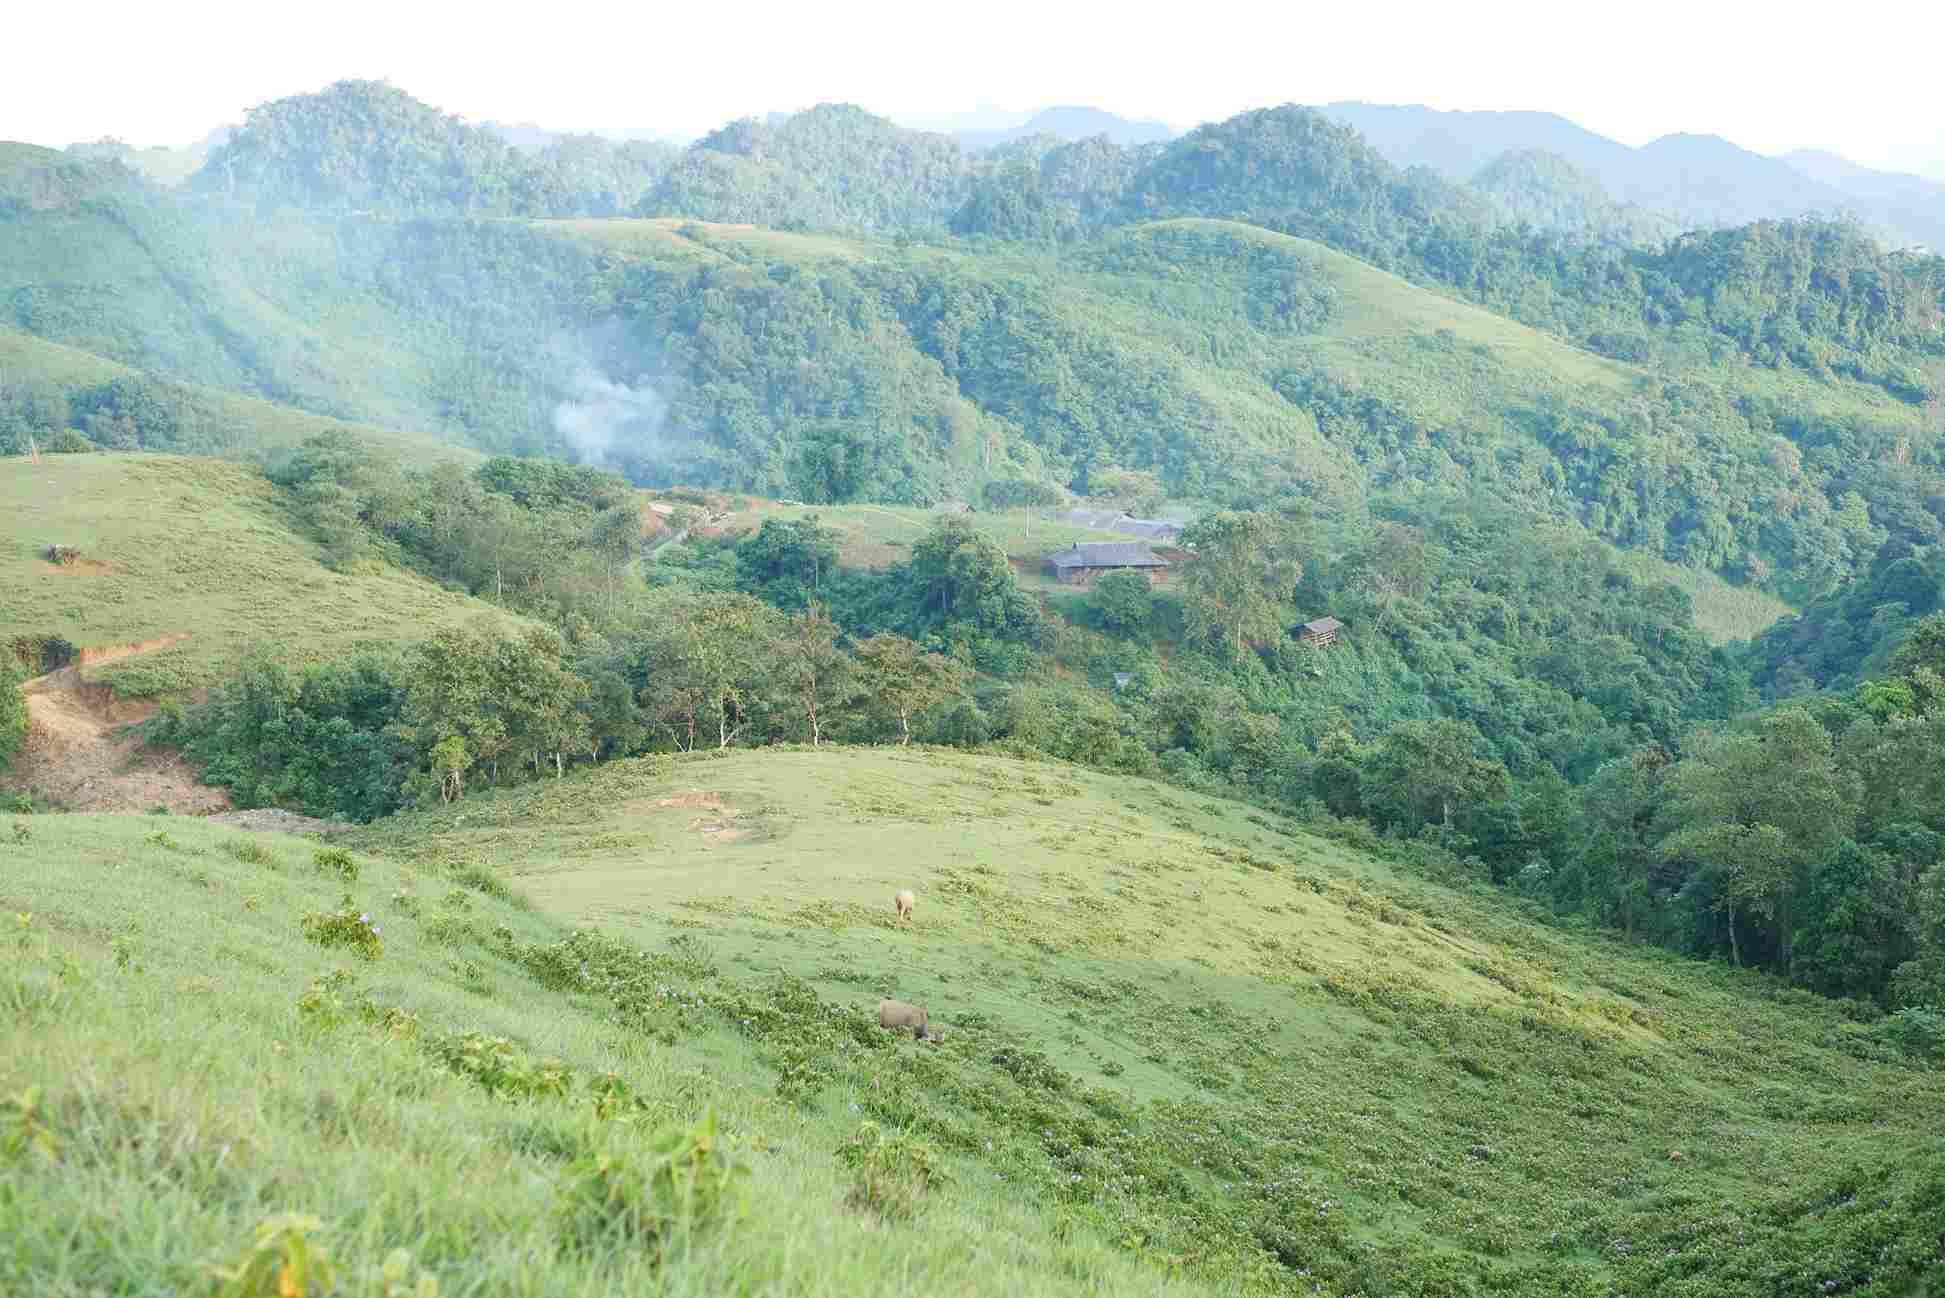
[206,809,352,835]
[40,558,118,576]
[5,633,227,815]
[654,790,727,810]
[692,818,750,843]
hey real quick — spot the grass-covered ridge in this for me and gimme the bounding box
[4,750,1939,1295]
[316,745,1943,1296]
[0,327,476,467]
[0,454,511,694]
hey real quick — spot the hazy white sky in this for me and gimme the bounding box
[7,0,1943,175]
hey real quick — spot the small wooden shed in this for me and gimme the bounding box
[1297,616,1343,648]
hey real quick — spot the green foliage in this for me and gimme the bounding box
[0,656,26,771]
[734,515,840,609]
[641,106,963,234]
[314,847,360,882]
[1176,511,1297,655]
[300,894,384,960]
[210,1213,338,1298]
[1088,569,1154,636]
[195,80,578,217]
[557,1110,746,1260]
[836,1121,949,1219]
[850,634,971,745]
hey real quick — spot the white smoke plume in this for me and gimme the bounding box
[551,366,667,469]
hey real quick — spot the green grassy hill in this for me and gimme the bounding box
[3,749,1938,1296]
[0,328,476,467]
[0,454,510,695]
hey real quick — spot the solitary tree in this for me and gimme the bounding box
[589,500,646,617]
[852,633,969,744]
[1657,708,1855,971]
[778,603,854,745]
[1178,510,1298,656]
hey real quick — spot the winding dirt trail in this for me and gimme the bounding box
[8,634,230,814]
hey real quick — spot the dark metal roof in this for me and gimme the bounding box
[1048,542,1170,569]
[1301,616,1344,634]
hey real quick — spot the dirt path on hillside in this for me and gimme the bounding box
[6,634,231,815]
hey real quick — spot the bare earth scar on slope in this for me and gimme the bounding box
[8,633,229,814]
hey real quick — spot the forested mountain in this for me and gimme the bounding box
[1323,100,1945,251]
[1469,149,1676,243]
[1784,149,1945,251]
[7,91,1945,619]
[12,73,1945,1298]
[189,80,674,218]
[952,105,1176,153]
[637,105,966,233]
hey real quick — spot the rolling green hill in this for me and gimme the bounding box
[6,106,1937,610]
[2,750,1938,1296]
[0,454,510,694]
[0,328,476,466]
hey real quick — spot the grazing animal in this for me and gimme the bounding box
[1668,1149,1686,1164]
[878,998,929,1038]
[894,889,915,922]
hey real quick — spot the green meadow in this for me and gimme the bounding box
[17,746,1927,1296]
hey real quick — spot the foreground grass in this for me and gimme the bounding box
[0,454,515,694]
[0,810,1204,1298]
[344,746,1942,1296]
[6,748,1941,1295]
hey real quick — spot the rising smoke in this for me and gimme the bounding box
[550,365,667,469]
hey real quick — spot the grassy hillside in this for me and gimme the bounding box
[3,749,1936,1296]
[0,454,511,695]
[0,328,476,467]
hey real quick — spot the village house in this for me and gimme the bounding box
[1046,541,1170,585]
[1055,508,1184,542]
[1297,616,1344,647]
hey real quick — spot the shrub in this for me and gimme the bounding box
[449,860,516,903]
[295,969,366,1032]
[836,1121,948,1219]
[300,895,383,960]
[427,1032,571,1099]
[314,847,359,881]
[559,1109,746,1258]
[1880,1006,1945,1060]
[222,838,275,866]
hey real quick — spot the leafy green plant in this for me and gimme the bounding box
[295,969,365,1031]
[223,837,275,866]
[1880,1006,1945,1060]
[0,1086,58,1162]
[209,1213,338,1298]
[836,1120,948,1220]
[300,895,383,960]
[368,1249,440,1298]
[558,1109,746,1259]
[426,1032,571,1100]
[314,847,359,881]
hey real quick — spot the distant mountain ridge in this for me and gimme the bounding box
[1322,101,1945,250]
[953,105,1177,154]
